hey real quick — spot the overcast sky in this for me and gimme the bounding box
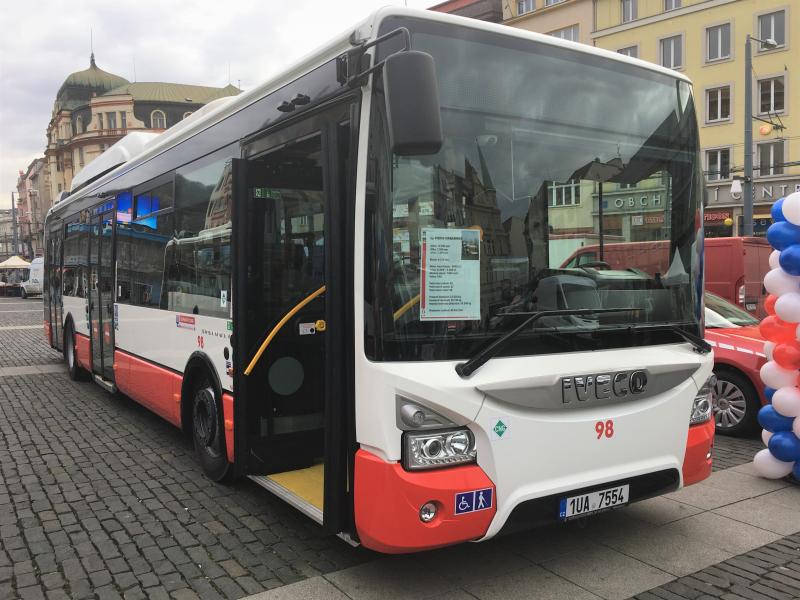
[0,0,436,208]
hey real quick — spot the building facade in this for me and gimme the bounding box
[15,158,52,258]
[430,0,503,22]
[592,0,798,236]
[45,54,240,203]
[503,0,593,44]
[0,210,15,261]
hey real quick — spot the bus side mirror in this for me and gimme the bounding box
[383,51,443,156]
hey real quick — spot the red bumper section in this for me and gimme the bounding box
[682,419,715,486]
[354,449,495,553]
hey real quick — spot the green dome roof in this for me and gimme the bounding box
[55,54,130,112]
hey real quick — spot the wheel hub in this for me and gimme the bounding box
[193,388,217,447]
[712,379,747,429]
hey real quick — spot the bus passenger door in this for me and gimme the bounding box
[233,102,355,534]
[89,209,116,382]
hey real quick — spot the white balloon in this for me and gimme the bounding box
[775,293,800,322]
[762,429,774,447]
[781,191,800,226]
[765,341,776,361]
[764,268,800,296]
[794,416,800,438]
[772,387,800,418]
[760,361,799,389]
[753,448,795,479]
[770,249,782,269]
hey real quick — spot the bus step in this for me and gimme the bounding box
[248,474,323,524]
[93,374,117,394]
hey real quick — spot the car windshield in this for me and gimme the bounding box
[705,292,759,328]
[364,18,703,361]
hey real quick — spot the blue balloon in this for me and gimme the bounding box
[772,197,786,223]
[794,461,800,481]
[768,431,800,462]
[765,387,776,402]
[767,221,800,251]
[758,404,795,432]
[780,245,800,276]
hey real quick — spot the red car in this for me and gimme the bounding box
[705,291,768,436]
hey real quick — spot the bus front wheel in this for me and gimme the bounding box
[191,379,231,482]
[64,322,88,381]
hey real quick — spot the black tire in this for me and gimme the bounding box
[64,322,89,381]
[190,375,231,482]
[20,288,27,299]
[712,367,760,437]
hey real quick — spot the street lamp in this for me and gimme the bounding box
[742,34,778,236]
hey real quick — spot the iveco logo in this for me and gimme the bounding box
[561,370,648,404]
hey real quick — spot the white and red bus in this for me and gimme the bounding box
[44,7,715,553]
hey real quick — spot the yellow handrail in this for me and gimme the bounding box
[393,294,420,321]
[243,285,326,376]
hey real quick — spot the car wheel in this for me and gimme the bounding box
[713,368,760,436]
[20,288,27,299]
[191,376,231,482]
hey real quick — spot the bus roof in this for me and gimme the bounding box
[49,7,691,220]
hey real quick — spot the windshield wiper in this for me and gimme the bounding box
[455,308,638,378]
[626,323,711,354]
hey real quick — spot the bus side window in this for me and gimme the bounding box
[173,148,235,318]
[131,184,174,309]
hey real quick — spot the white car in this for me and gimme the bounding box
[20,257,44,298]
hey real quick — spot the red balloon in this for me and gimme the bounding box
[774,341,800,370]
[759,315,798,343]
[765,294,778,316]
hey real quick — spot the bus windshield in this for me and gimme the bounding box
[365,18,703,362]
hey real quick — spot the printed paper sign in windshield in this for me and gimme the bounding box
[420,228,480,321]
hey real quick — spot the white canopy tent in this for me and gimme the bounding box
[0,256,31,269]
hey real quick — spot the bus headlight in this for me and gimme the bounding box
[403,428,476,470]
[690,375,716,425]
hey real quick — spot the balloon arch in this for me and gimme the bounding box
[754,191,800,481]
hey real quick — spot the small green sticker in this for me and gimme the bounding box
[493,420,507,438]
[227,321,233,331]
[253,187,281,200]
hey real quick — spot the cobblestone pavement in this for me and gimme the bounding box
[3,296,799,600]
[0,299,372,600]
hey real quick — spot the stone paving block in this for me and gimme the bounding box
[243,575,349,600]
[622,496,704,526]
[663,512,782,555]
[417,539,531,585]
[704,469,789,496]
[325,556,453,600]
[713,497,800,536]
[541,541,674,599]
[664,481,758,511]
[464,563,602,599]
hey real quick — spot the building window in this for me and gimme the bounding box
[758,141,784,176]
[660,35,683,69]
[100,144,106,152]
[120,111,127,129]
[759,76,785,114]
[549,25,579,42]
[76,116,83,134]
[97,113,103,130]
[758,11,786,50]
[107,112,117,129]
[706,148,730,181]
[664,0,680,11]
[549,180,580,207]
[621,0,637,23]
[78,147,85,167]
[151,110,166,129]
[617,46,638,58]
[518,0,534,15]
[544,0,563,5]
[706,86,731,122]
[706,23,731,62]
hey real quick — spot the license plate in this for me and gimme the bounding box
[559,484,629,521]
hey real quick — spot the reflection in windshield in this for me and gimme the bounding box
[365,18,703,361]
[705,292,759,328]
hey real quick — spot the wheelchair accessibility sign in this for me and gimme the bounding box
[455,488,493,515]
